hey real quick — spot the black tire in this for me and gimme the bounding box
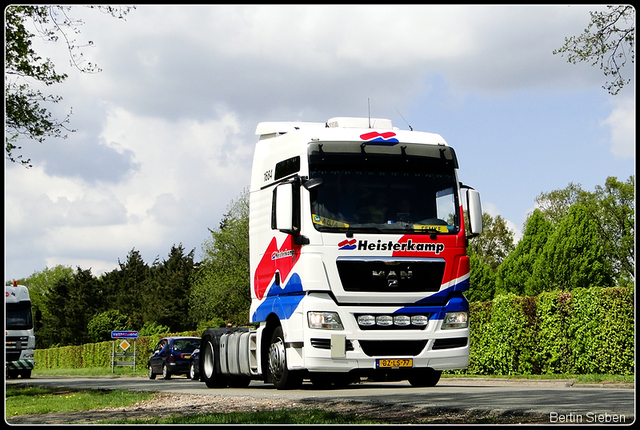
[201,336,228,388]
[268,326,303,390]
[148,365,156,380]
[408,368,442,387]
[162,364,171,380]
[310,374,333,389]
[228,376,251,388]
[189,361,197,380]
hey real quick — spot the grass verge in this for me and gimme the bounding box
[102,409,374,425]
[5,385,154,418]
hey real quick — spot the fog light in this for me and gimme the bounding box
[376,315,393,326]
[442,311,468,329]
[357,315,376,326]
[394,315,411,326]
[411,315,429,326]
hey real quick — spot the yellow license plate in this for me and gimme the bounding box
[376,358,413,368]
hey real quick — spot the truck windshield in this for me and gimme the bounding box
[6,301,33,330]
[308,144,460,234]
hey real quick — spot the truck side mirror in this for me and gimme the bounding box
[466,188,483,237]
[275,182,294,232]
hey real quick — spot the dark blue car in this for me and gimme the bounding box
[189,348,200,380]
[148,336,201,380]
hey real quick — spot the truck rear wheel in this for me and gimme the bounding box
[268,326,303,390]
[408,368,442,387]
[201,336,228,388]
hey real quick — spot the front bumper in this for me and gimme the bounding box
[284,293,470,373]
[7,359,36,370]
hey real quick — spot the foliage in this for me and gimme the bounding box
[534,182,586,226]
[527,203,613,295]
[32,245,197,349]
[87,310,131,343]
[592,176,635,284]
[138,321,171,337]
[35,330,202,372]
[554,5,635,95]
[189,188,251,326]
[140,244,198,333]
[100,249,150,331]
[569,287,635,375]
[466,213,514,302]
[535,292,572,374]
[495,209,554,296]
[4,5,134,166]
[40,268,104,347]
[465,286,633,376]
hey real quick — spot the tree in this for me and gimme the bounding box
[100,249,150,330]
[526,204,613,296]
[534,177,634,288]
[466,213,515,302]
[40,267,104,347]
[190,188,251,325]
[5,5,134,166]
[495,209,555,296]
[18,265,75,344]
[534,182,585,226]
[592,176,635,284]
[554,5,635,95]
[87,309,130,343]
[141,244,198,333]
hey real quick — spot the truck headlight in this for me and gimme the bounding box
[442,311,468,329]
[308,311,344,330]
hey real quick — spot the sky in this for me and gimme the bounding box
[4,5,635,281]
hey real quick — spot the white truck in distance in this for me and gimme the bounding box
[199,117,482,389]
[5,281,36,378]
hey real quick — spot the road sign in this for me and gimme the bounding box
[119,340,131,351]
[111,331,138,339]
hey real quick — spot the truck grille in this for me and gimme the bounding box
[6,351,21,361]
[337,257,445,292]
[359,340,428,357]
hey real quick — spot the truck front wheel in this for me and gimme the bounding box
[268,326,302,390]
[408,368,442,387]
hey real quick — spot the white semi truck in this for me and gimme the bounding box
[5,281,36,378]
[200,117,482,389]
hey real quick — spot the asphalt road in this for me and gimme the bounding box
[7,375,635,424]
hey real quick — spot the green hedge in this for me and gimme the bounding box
[467,286,634,375]
[34,286,634,375]
[35,331,202,371]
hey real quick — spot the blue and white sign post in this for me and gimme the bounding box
[111,331,139,373]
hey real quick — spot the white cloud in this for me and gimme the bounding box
[602,96,635,159]
[482,201,523,243]
[5,5,631,280]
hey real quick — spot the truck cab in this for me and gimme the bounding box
[5,281,36,378]
[200,117,482,389]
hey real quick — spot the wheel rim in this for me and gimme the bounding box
[268,335,286,381]
[203,341,215,379]
[148,366,153,377]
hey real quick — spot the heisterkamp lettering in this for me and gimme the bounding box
[357,239,445,254]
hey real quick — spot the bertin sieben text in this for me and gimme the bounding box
[549,411,627,423]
